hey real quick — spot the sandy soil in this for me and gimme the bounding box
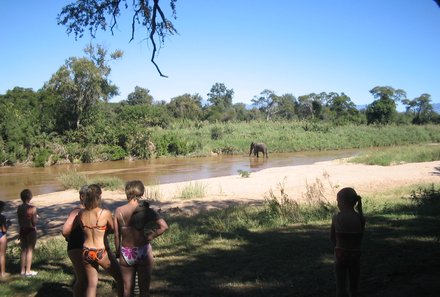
[3,158,440,240]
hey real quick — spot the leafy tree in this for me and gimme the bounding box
[204,83,235,122]
[207,82,234,110]
[58,0,177,77]
[275,93,297,120]
[366,86,406,124]
[45,45,122,129]
[116,104,171,128]
[126,86,154,105]
[402,93,434,124]
[326,92,360,124]
[167,93,203,120]
[251,89,277,121]
[0,88,40,163]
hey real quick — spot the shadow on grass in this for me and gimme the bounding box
[2,191,440,296]
[149,195,440,297]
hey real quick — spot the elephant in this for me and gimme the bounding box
[249,142,268,158]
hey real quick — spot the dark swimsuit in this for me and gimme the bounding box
[81,209,108,263]
[19,210,36,237]
[67,208,85,251]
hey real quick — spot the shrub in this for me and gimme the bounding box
[238,169,250,178]
[176,182,207,200]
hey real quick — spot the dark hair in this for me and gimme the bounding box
[20,189,32,203]
[125,180,145,201]
[84,184,102,210]
[0,201,5,211]
[337,187,359,207]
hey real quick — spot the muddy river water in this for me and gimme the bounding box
[0,150,358,201]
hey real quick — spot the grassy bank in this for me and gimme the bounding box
[350,143,440,165]
[164,122,440,156]
[1,183,439,297]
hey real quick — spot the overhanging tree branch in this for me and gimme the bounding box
[58,0,177,77]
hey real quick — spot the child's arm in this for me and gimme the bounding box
[357,196,366,231]
[330,215,336,247]
[62,208,80,238]
[0,215,7,233]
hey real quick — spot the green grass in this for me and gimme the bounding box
[175,181,208,200]
[2,183,439,296]
[162,121,440,157]
[57,170,124,190]
[350,144,440,165]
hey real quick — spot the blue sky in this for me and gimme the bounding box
[1,1,439,108]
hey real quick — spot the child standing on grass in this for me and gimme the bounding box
[0,201,11,277]
[17,189,39,277]
[330,187,365,297]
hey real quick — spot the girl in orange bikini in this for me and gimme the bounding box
[114,180,168,297]
[16,189,38,277]
[65,184,123,297]
[330,187,365,297]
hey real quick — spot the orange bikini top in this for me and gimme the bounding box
[81,209,107,231]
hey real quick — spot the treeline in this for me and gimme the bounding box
[1,45,439,166]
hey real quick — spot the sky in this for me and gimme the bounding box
[1,1,440,108]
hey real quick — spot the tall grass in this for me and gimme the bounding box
[175,182,207,200]
[57,170,124,190]
[350,144,440,165]
[165,121,440,156]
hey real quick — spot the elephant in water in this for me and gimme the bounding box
[249,142,268,158]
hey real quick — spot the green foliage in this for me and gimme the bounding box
[57,170,88,189]
[57,170,124,190]
[350,144,440,165]
[237,169,250,178]
[176,182,207,200]
[33,148,52,167]
[210,126,223,140]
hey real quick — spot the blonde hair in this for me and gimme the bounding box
[84,184,102,210]
[125,180,145,201]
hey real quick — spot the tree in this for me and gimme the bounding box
[326,92,360,123]
[45,45,122,129]
[366,86,406,124]
[275,93,297,120]
[207,83,234,109]
[58,0,177,77]
[126,86,154,105]
[167,93,203,120]
[251,89,277,121]
[402,93,434,124]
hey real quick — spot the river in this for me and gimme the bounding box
[0,150,357,201]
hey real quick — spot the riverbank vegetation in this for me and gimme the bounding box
[1,182,439,296]
[350,143,440,166]
[1,46,439,167]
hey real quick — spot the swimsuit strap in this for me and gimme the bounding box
[119,211,126,227]
[95,208,104,227]
[81,209,107,230]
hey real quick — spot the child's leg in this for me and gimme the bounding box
[335,261,349,297]
[0,236,6,276]
[100,252,123,297]
[83,261,99,297]
[19,235,27,274]
[348,259,361,297]
[25,231,37,273]
[137,248,154,297]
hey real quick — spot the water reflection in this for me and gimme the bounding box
[0,149,357,201]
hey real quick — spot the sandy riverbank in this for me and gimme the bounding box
[3,158,439,240]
